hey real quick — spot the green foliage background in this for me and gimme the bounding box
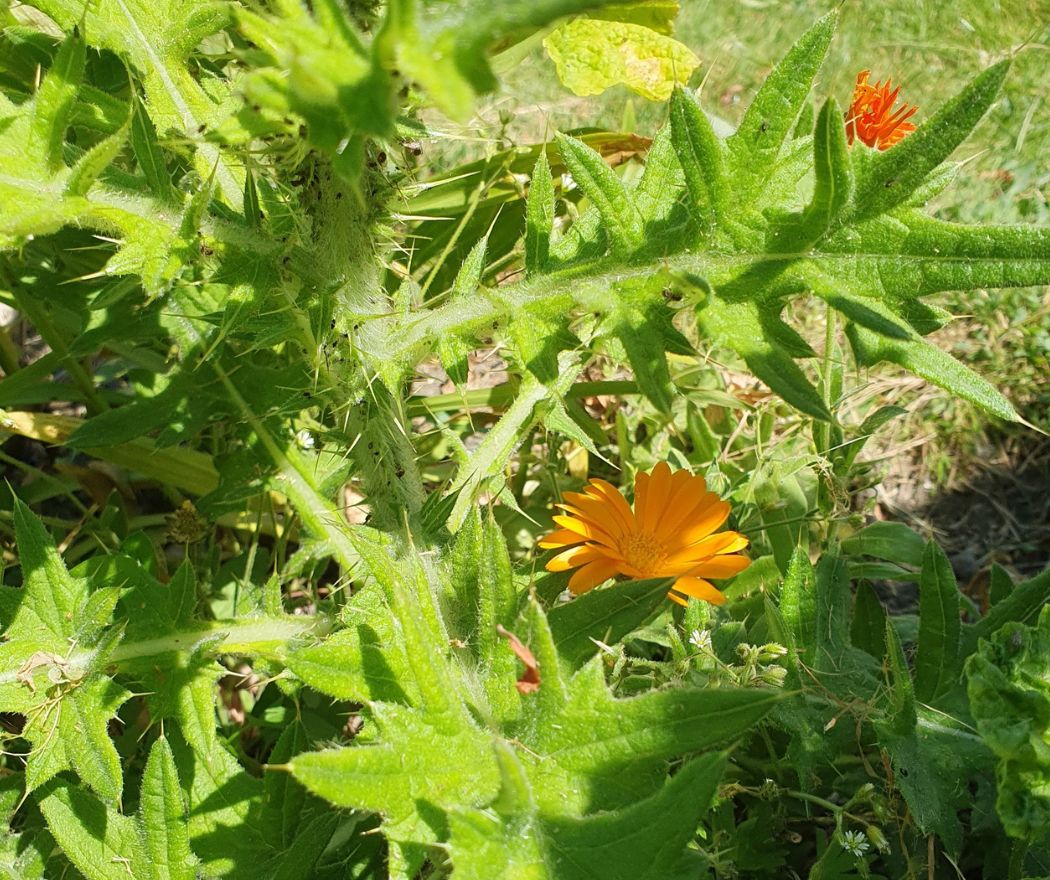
[0,1,1048,878]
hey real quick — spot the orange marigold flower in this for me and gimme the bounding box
[845,70,918,150]
[538,462,750,606]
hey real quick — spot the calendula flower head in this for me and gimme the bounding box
[845,70,917,150]
[538,462,750,606]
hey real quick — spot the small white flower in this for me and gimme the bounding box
[689,629,712,651]
[295,429,315,450]
[840,830,870,858]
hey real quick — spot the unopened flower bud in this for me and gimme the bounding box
[866,826,889,853]
[758,643,788,662]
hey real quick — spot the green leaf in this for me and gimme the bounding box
[289,702,502,848]
[449,234,488,299]
[74,587,121,647]
[475,514,519,665]
[841,521,925,568]
[851,582,887,661]
[968,565,1050,644]
[383,0,625,121]
[35,0,240,202]
[547,578,671,666]
[508,295,580,384]
[37,781,146,880]
[450,751,725,880]
[799,97,852,239]
[11,497,84,641]
[58,678,130,802]
[697,297,830,420]
[261,723,311,849]
[845,322,1019,422]
[140,738,197,880]
[446,353,583,530]
[914,541,962,703]
[543,17,699,101]
[966,606,1050,839]
[669,85,724,232]
[812,553,850,674]
[851,60,1011,222]
[514,662,779,816]
[243,164,262,229]
[988,564,1015,607]
[727,11,836,194]
[65,111,131,197]
[130,98,175,202]
[169,678,271,875]
[881,617,916,736]
[555,133,642,254]
[780,546,815,660]
[28,28,85,172]
[525,149,554,276]
[266,813,340,880]
[288,584,417,705]
[604,280,683,410]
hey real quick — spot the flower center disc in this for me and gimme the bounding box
[621,532,667,575]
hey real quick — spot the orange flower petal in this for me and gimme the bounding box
[683,554,752,579]
[661,486,719,538]
[642,461,672,534]
[567,559,621,594]
[669,500,731,549]
[538,464,749,607]
[671,576,726,605]
[546,544,605,572]
[666,531,749,564]
[666,590,688,607]
[537,528,588,549]
[586,478,637,532]
[552,514,619,548]
[663,467,697,512]
[634,470,651,531]
[559,493,626,539]
[846,68,917,151]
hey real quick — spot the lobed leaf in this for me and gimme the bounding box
[669,85,724,232]
[727,11,836,195]
[555,133,643,254]
[525,150,554,276]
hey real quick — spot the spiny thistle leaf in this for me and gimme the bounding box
[727,11,837,195]
[288,531,778,860]
[525,150,554,276]
[669,84,725,231]
[377,19,1047,426]
[0,501,129,800]
[555,132,643,254]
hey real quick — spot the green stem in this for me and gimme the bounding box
[407,380,637,416]
[0,616,320,688]
[213,363,359,572]
[817,302,837,454]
